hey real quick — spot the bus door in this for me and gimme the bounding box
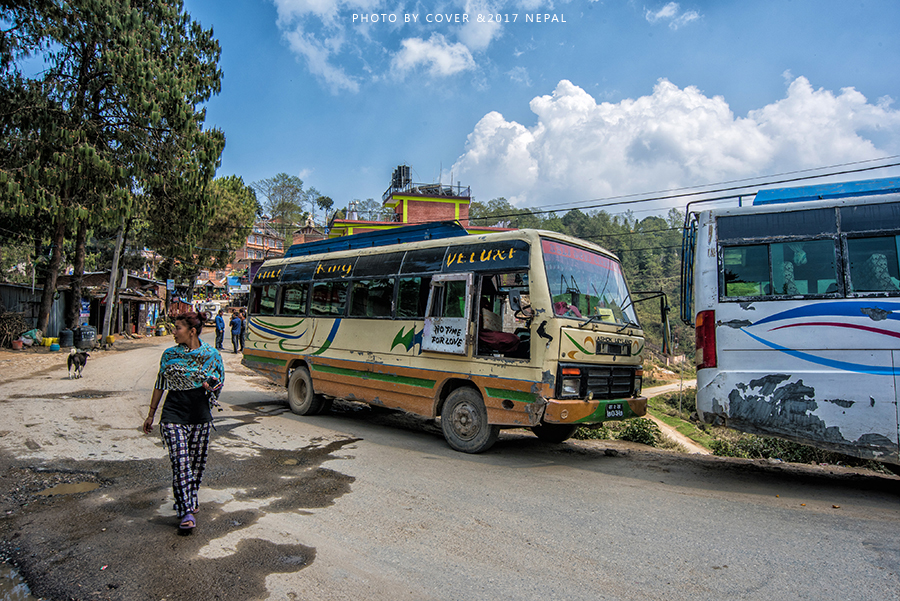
[422,273,473,355]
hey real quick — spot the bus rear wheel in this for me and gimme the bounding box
[440,388,499,453]
[531,423,578,443]
[287,367,328,415]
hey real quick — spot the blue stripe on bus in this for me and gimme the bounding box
[252,322,308,340]
[741,329,895,376]
[751,301,900,328]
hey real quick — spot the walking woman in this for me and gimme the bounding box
[143,311,224,531]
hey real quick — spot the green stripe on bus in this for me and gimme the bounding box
[311,364,436,389]
[485,387,536,404]
[563,332,592,355]
[245,354,287,366]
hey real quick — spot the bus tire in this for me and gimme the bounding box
[531,423,578,443]
[440,388,499,453]
[287,367,326,415]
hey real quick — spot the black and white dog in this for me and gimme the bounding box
[67,349,90,379]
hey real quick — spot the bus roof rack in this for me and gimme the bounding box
[753,176,900,205]
[284,221,470,258]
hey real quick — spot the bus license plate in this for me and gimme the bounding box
[605,403,624,419]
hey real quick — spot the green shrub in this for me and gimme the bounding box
[575,418,662,447]
[616,418,660,447]
[574,425,612,440]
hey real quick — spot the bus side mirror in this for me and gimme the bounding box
[661,296,672,356]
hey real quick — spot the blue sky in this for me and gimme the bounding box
[184,0,900,218]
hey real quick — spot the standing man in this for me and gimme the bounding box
[214,310,225,350]
[229,311,242,354]
[239,309,247,351]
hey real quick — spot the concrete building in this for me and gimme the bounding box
[234,220,284,271]
[326,165,509,239]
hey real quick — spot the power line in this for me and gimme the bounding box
[451,158,900,224]
[531,154,900,212]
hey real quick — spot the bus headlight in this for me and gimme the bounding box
[559,366,581,398]
[562,378,580,397]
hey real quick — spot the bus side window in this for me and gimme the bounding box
[848,236,900,293]
[280,283,308,316]
[349,278,394,317]
[426,280,467,318]
[437,280,467,318]
[722,245,769,297]
[257,284,277,316]
[770,240,838,296]
[397,276,431,318]
[310,281,349,316]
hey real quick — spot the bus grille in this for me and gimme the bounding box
[586,366,634,399]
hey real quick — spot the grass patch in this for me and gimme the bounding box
[644,387,716,449]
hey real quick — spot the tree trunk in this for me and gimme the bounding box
[36,211,66,334]
[66,218,87,329]
[187,268,198,306]
[102,217,125,340]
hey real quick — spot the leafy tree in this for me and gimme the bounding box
[468,197,543,229]
[147,175,258,303]
[350,197,392,222]
[0,0,224,333]
[316,195,337,224]
[251,173,308,240]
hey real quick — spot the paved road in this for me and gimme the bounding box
[0,336,898,601]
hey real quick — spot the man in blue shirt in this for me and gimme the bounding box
[229,311,242,353]
[214,310,225,350]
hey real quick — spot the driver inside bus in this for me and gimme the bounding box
[477,277,526,357]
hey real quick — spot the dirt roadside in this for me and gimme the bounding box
[0,333,170,385]
[641,380,709,454]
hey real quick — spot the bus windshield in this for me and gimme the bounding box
[541,239,638,326]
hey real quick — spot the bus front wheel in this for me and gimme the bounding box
[531,423,578,443]
[287,367,328,415]
[440,388,499,453]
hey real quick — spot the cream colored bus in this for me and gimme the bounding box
[243,222,653,453]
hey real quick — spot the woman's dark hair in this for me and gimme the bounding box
[175,311,206,336]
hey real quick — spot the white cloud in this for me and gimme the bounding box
[272,0,511,92]
[644,2,678,22]
[391,33,476,78]
[458,0,505,52]
[507,66,532,86]
[644,2,700,30]
[450,77,900,207]
[514,0,552,12]
[284,28,360,93]
[274,0,379,25]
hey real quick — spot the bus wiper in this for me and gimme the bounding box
[616,319,641,333]
[577,314,610,328]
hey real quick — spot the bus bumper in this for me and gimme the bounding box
[542,396,648,424]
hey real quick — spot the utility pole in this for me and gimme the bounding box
[102,217,125,341]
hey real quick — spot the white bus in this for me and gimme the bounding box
[243,222,661,453]
[681,177,900,465]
